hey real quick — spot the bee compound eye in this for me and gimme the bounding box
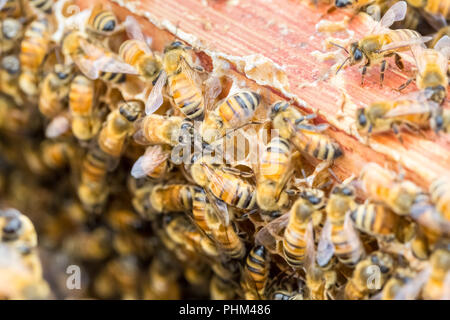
[354,49,363,61]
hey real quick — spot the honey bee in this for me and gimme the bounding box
[69,74,101,141]
[405,36,450,104]
[131,145,172,180]
[422,248,450,300]
[241,245,270,300]
[360,162,423,215]
[205,204,245,259]
[270,101,342,163]
[146,41,205,118]
[38,64,73,118]
[19,18,50,96]
[200,90,261,144]
[356,92,443,138]
[120,16,162,83]
[429,177,450,221]
[0,208,37,253]
[28,0,53,14]
[40,140,75,170]
[380,267,430,299]
[350,202,401,239]
[98,101,142,158]
[344,252,395,299]
[210,275,236,300]
[271,279,304,300]
[61,30,138,84]
[1,18,23,53]
[256,136,294,212]
[406,0,450,27]
[87,3,118,36]
[334,1,431,86]
[191,186,213,235]
[149,184,194,214]
[0,55,22,104]
[133,114,185,146]
[318,184,365,267]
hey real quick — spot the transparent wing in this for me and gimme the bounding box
[131,145,168,178]
[316,219,334,268]
[394,267,430,300]
[74,56,100,80]
[255,213,290,251]
[204,75,222,111]
[124,16,153,55]
[145,70,167,115]
[45,115,70,138]
[380,36,432,52]
[434,35,450,59]
[384,99,439,118]
[375,1,407,33]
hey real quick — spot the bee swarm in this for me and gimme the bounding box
[0,0,449,300]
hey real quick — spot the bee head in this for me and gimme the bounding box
[335,0,353,8]
[356,108,369,131]
[270,101,289,118]
[350,42,364,64]
[164,41,185,53]
[331,185,355,198]
[119,101,142,122]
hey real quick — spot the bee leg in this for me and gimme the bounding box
[379,60,387,88]
[398,78,414,91]
[360,64,369,86]
[391,123,403,144]
[394,53,404,70]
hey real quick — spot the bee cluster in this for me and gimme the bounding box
[0,0,449,300]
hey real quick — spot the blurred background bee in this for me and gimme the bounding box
[241,245,270,299]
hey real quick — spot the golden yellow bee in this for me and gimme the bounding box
[319,184,365,267]
[404,36,450,104]
[87,3,118,36]
[270,101,342,163]
[360,162,423,215]
[149,184,194,214]
[131,145,172,180]
[344,251,395,299]
[335,1,431,86]
[61,30,138,84]
[200,90,261,144]
[69,74,102,141]
[191,186,213,235]
[422,248,450,300]
[120,16,162,82]
[241,245,270,300]
[210,275,236,300]
[98,101,142,158]
[146,41,205,119]
[256,136,294,212]
[205,205,245,259]
[28,0,53,14]
[19,18,50,96]
[1,18,23,53]
[356,92,443,138]
[133,114,185,146]
[429,177,450,221]
[38,64,73,118]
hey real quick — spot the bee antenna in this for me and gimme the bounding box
[329,42,349,54]
[336,57,350,75]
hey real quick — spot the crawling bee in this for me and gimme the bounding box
[145,184,194,214]
[335,1,431,86]
[360,162,423,215]
[19,18,50,96]
[98,101,142,158]
[344,251,395,299]
[61,30,138,84]
[241,245,270,299]
[133,114,185,146]
[200,90,261,144]
[256,136,294,212]
[402,36,450,105]
[318,184,365,267]
[38,64,73,118]
[270,101,342,163]
[69,75,102,141]
[146,41,205,119]
[356,91,443,138]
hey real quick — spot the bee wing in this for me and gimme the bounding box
[316,219,334,268]
[255,213,290,251]
[74,56,100,80]
[145,70,167,115]
[380,36,432,52]
[201,167,231,225]
[124,16,152,55]
[131,145,168,178]
[45,115,70,138]
[374,1,407,33]
[434,35,450,60]
[394,267,431,300]
[411,202,450,236]
[383,99,439,118]
[204,75,222,111]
